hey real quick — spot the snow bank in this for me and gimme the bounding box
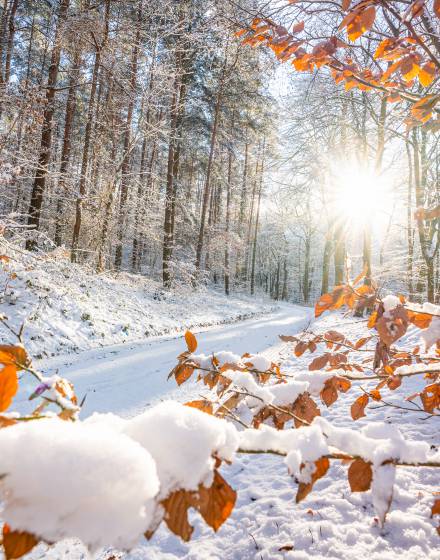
[0,419,159,550]
[0,245,276,358]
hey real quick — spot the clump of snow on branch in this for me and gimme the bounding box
[382,295,402,314]
[0,419,159,550]
[239,423,328,479]
[124,401,239,495]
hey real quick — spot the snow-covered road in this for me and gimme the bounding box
[16,303,312,418]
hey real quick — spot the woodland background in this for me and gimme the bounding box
[0,0,439,304]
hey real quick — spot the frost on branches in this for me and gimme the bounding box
[0,269,440,558]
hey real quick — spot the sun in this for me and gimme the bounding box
[329,163,388,226]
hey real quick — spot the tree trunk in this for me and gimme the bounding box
[195,60,226,271]
[333,222,345,285]
[250,140,265,296]
[321,223,333,295]
[26,0,70,250]
[114,1,142,270]
[224,146,233,295]
[71,0,110,261]
[54,50,81,246]
[162,71,181,288]
[4,0,18,84]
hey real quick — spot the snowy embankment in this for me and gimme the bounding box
[0,246,277,358]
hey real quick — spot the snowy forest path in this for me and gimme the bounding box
[16,303,312,419]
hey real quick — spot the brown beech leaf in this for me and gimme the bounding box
[367,311,378,328]
[324,330,345,345]
[184,400,213,415]
[335,376,351,392]
[292,393,320,427]
[0,415,17,428]
[369,389,381,401]
[320,378,338,407]
[196,471,236,531]
[0,346,28,370]
[184,330,197,353]
[294,341,308,357]
[355,336,371,349]
[407,310,432,329]
[172,363,194,386]
[162,490,195,542]
[351,394,369,420]
[2,525,39,560]
[348,459,373,492]
[279,335,298,342]
[278,544,294,551]
[216,393,242,417]
[420,383,440,413]
[375,305,409,347]
[387,375,402,390]
[296,457,330,503]
[431,498,440,517]
[309,353,329,371]
[0,364,18,413]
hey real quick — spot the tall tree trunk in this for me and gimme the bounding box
[162,71,181,288]
[224,146,233,295]
[195,59,226,271]
[71,0,110,261]
[54,50,81,246]
[321,222,333,295]
[333,221,345,285]
[114,1,142,270]
[25,0,70,250]
[4,0,18,84]
[281,259,288,301]
[250,140,265,296]
[413,129,439,302]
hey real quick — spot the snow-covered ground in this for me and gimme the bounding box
[6,304,439,560]
[0,248,277,358]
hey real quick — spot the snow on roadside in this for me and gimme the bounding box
[0,247,277,358]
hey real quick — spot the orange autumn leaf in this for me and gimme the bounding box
[315,292,334,317]
[0,364,18,412]
[407,310,432,329]
[184,400,213,415]
[173,364,194,386]
[161,489,194,542]
[196,471,236,531]
[2,524,39,560]
[292,393,321,428]
[0,345,28,370]
[367,311,378,328]
[348,459,372,492]
[419,61,436,87]
[0,414,17,428]
[184,330,197,353]
[296,457,330,503]
[351,394,369,420]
